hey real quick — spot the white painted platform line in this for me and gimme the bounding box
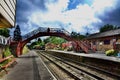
[33,51,57,80]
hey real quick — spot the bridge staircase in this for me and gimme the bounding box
[59,32,95,53]
[70,39,95,53]
[77,40,95,53]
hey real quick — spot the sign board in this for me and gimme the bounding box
[0,36,8,45]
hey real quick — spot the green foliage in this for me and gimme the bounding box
[100,24,119,32]
[29,36,66,49]
[29,38,45,49]
[0,28,10,37]
[50,36,66,44]
[0,46,12,67]
[85,32,89,36]
[31,41,37,46]
[13,25,22,41]
[22,45,29,54]
[44,36,66,45]
[0,46,14,69]
[71,31,78,37]
[29,41,37,49]
[71,31,86,40]
[43,37,50,44]
[36,38,44,46]
[39,41,44,46]
[4,46,11,57]
[32,42,45,48]
[37,38,42,42]
[105,49,118,56]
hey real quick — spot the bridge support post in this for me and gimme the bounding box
[16,41,25,57]
[10,42,18,57]
[16,42,21,57]
[10,41,24,57]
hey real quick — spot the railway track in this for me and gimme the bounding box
[45,53,120,80]
[37,51,111,80]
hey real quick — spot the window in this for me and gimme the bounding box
[92,41,96,45]
[104,40,110,45]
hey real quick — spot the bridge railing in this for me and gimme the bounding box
[22,27,48,40]
[22,27,70,40]
[50,28,70,36]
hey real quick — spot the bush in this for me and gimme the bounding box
[105,49,118,56]
[4,46,12,57]
[0,46,13,67]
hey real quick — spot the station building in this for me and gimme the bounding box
[0,0,16,28]
[0,0,16,58]
[85,29,120,52]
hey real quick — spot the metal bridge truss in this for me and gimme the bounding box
[22,27,70,40]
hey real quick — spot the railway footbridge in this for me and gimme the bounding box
[10,27,95,57]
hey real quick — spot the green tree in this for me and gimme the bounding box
[0,28,10,37]
[100,24,118,32]
[71,31,85,40]
[79,35,86,40]
[50,36,66,44]
[43,36,66,44]
[29,41,37,49]
[43,37,50,44]
[29,38,45,49]
[71,31,78,38]
[13,25,22,41]
[85,32,89,36]
[37,38,42,42]
[37,38,42,44]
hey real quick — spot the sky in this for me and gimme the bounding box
[13,0,120,36]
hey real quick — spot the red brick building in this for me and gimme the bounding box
[85,29,120,52]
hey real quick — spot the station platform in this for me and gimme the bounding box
[2,50,120,80]
[50,50,120,63]
[3,51,55,80]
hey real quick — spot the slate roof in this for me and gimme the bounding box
[87,29,120,39]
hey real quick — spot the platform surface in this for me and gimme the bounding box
[3,51,55,80]
[50,50,120,63]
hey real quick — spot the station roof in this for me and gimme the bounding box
[0,0,16,28]
[86,29,120,39]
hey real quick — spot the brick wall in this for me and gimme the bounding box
[91,39,114,51]
[116,39,120,50]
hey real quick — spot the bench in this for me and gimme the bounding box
[0,55,17,74]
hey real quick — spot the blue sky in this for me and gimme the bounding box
[12,0,120,36]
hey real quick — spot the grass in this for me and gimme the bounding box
[22,45,29,54]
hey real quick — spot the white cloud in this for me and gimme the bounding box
[92,0,117,15]
[27,0,117,34]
